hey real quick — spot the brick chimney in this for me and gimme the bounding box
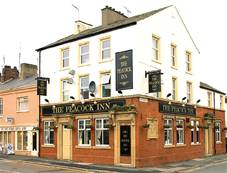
[20,63,37,79]
[0,66,19,83]
[101,6,128,25]
[74,20,92,35]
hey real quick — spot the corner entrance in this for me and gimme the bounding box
[113,112,136,167]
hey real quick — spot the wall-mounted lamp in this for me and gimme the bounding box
[196,99,201,104]
[90,93,95,97]
[118,90,123,94]
[182,97,187,106]
[70,96,75,100]
[81,98,85,105]
[166,93,172,104]
[44,99,49,103]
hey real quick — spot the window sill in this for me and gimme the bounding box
[152,59,162,64]
[164,144,175,148]
[186,71,192,75]
[77,63,90,67]
[93,146,111,150]
[216,141,222,144]
[176,144,186,147]
[17,110,29,113]
[191,143,201,146]
[59,67,70,71]
[75,145,92,149]
[41,144,55,148]
[171,66,178,70]
[98,59,113,64]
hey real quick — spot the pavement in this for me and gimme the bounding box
[0,154,227,173]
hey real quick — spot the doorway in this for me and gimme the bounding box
[32,131,38,156]
[205,125,213,155]
[62,124,72,160]
[120,125,131,164]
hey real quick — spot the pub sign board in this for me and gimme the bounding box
[116,49,133,91]
[159,102,196,116]
[42,99,125,115]
[37,77,49,96]
[148,70,161,93]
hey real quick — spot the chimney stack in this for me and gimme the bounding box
[0,66,19,83]
[20,63,37,79]
[101,6,128,26]
[74,20,92,35]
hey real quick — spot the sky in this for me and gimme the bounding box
[0,0,226,92]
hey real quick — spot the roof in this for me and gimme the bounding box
[36,6,172,51]
[200,82,225,95]
[0,75,37,92]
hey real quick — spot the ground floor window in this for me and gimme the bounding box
[17,131,28,150]
[44,121,54,145]
[0,131,12,146]
[176,119,184,144]
[215,122,221,143]
[95,118,109,146]
[78,119,91,146]
[164,119,173,145]
[191,120,200,144]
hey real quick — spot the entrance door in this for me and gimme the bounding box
[62,125,71,160]
[205,125,213,155]
[120,125,131,164]
[31,131,38,156]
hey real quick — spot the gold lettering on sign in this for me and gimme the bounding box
[53,106,64,114]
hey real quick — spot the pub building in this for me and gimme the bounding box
[36,6,226,167]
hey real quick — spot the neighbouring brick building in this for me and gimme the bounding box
[36,5,226,167]
[0,63,39,156]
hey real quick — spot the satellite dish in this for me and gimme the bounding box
[69,70,75,76]
[67,78,74,84]
[89,81,96,93]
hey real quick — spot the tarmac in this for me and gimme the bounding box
[0,153,227,173]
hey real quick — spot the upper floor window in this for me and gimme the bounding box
[80,75,89,99]
[172,77,177,100]
[101,38,111,60]
[0,98,3,115]
[207,92,213,108]
[44,121,54,145]
[17,96,28,112]
[101,73,111,97]
[152,35,160,62]
[220,95,224,109]
[186,82,192,103]
[186,51,192,72]
[95,118,109,146]
[171,44,177,67]
[80,43,89,65]
[61,48,69,68]
[62,79,70,101]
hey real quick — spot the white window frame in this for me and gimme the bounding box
[80,44,89,64]
[186,51,192,72]
[78,119,91,146]
[62,80,70,101]
[80,75,89,99]
[220,95,224,110]
[176,119,184,144]
[44,121,55,145]
[101,73,111,98]
[191,120,195,144]
[17,96,28,112]
[186,82,192,103]
[196,121,200,144]
[164,119,173,145]
[62,48,69,68]
[171,44,177,67]
[152,35,160,61]
[215,122,221,143]
[95,118,109,146]
[0,98,3,116]
[172,77,177,100]
[101,38,111,60]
